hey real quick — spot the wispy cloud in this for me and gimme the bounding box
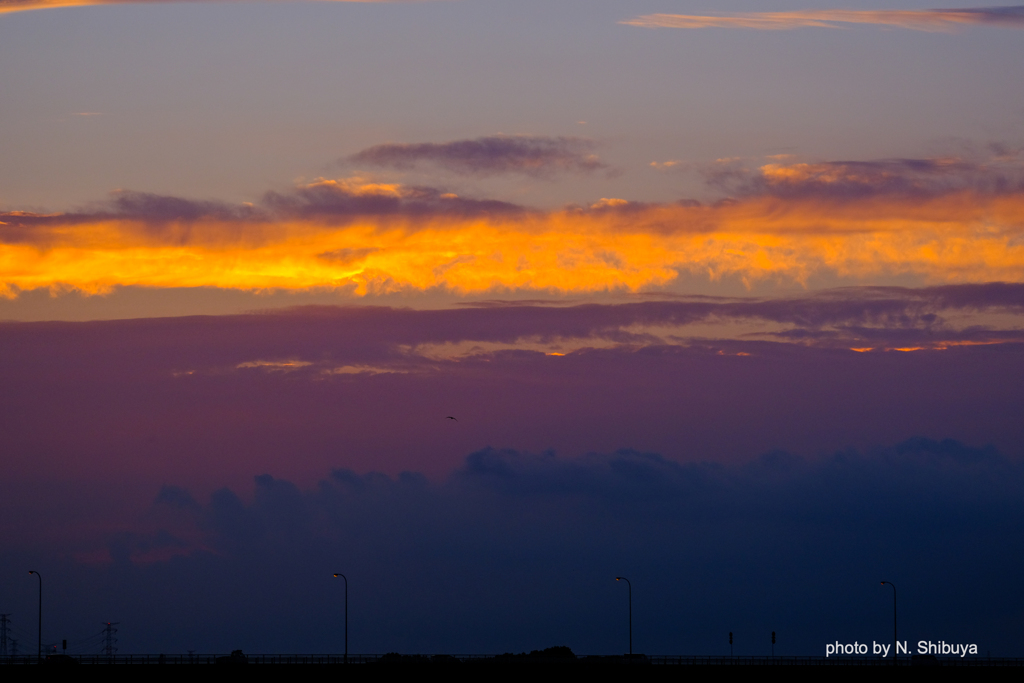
[0,0,399,15]
[0,286,1021,372]
[622,6,1024,32]
[349,135,607,178]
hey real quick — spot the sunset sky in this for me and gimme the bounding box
[2,0,1023,658]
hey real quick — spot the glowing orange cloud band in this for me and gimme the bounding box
[623,7,1024,32]
[2,181,1024,298]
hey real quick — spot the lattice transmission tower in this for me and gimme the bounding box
[102,622,119,658]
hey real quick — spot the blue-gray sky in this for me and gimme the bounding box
[3,0,1023,212]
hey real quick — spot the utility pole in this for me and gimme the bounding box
[333,574,349,664]
[28,571,41,663]
[881,581,897,667]
[0,614,9,657]
[615,577,632,658]
[102,622,119,660]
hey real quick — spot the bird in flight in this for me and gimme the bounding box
[446,416,458,421]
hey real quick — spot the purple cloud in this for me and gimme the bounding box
[2,283,1021,358]
[703,156,1024,200]
[262,180,523,220]
[0,182,525,247]
[348,135,607,177]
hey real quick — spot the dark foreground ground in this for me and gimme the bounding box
[10,652,1023,666]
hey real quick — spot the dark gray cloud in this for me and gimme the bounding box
[348,136,607,177]
[4,439,1023,655]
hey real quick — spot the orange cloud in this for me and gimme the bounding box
[3,174,1024,298]
[622,7,1024,32]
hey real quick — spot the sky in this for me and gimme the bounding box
[1,0,1024,659]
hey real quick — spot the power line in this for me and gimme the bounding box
[1,620,33,656]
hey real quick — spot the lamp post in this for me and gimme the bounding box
[881,581,897,666]
[28,571,41,664]
[333,574,348,664]
[615,577,631,658]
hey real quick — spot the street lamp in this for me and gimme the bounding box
[28,571,41,664]
[881,581,897,666]
[333,574,348,664]
[615,577,631,658]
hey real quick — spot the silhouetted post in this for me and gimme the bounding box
[729,631,733,657]
[771,631,775,658]
[881,581,897,666]
[28,571,41,664]
[333,574,348,664]
[0,614,10,658]
[615,577,632,658]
